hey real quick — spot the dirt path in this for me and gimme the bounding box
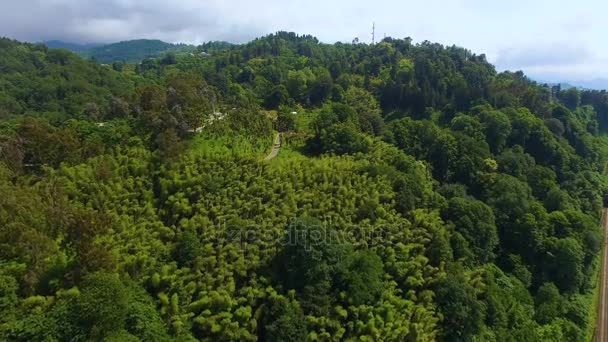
[596,209,608,342]
[264,133,281,160]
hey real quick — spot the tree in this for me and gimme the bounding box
[287,69,312,103]
[155,128,185,160]
[335,250,384,305]
[277,217,347,314]
[535,282,563,324]
[18,119,81,167]
[344,87,384,135]
[449,132,491,186]
[450,115,484,141]
[545,237,584,293]
[108,96,130,118]
[124,283,172,340]
[138,84,167,112]
[82,102,102,121]
[76,272,129,339]
[558,88,580,111]
[318,123,370,155]
[435,265,484,342]
[261,294,307,342]
[275,112,296,132]
[309,67,333,105]
[265,85,289,109]
[545,118,565,137]
[485,174,543,261]
[112,61,125,72]
[64,208,115,278]
[486,174,533,222]
[476,109,512,153]
[496,146,535,180]
[0,274,18,322]
[160,52,177,65]
[173,229,201,267]
[444,197,498,264]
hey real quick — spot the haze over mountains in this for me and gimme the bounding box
[546,79,608,91]
[44,40,102,52]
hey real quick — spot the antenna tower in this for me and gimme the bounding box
[372,22,375,44]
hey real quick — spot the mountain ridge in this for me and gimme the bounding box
[42,38,234,63]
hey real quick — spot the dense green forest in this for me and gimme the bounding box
[1,32,608,341]
[78,39,197,63]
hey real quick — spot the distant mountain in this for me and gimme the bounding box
[42,39,235,64]
[43,40,102,52]
[536,78,608,91]
[79,39,196,63]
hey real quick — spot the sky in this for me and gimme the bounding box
[1,0,607,83]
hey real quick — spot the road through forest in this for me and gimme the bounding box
[264,133,281,160]
[595,208,608,342]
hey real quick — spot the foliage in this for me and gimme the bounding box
[79,39,197,63]
[0,32,607,341]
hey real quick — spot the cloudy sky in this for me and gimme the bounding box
[1,0,606,82]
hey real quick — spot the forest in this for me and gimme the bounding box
[78,40,200,64]
[1,32,608,341]
[44,39,233,64]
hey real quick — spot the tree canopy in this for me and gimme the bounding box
[0,32,607,341]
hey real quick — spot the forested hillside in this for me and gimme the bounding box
[44,39,229,64]
[78,39,198,63]
[1,32,608,341]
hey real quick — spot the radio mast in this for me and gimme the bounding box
[371,22,376,45]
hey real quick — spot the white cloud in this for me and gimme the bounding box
[494,43,591,69]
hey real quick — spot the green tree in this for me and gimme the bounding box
[261,294,307,342]
[535,282,563,324]
[558,88,580,111]
[545,238,584,293]
[275,112,296,132]
[160,52,177,65]
[173,229,201,267]
[318,123,370,155]
[76,272,129,339]
[265,85,289,109]
[344,87,384,135]
[277,217,347,314]
[444,197,498,264]
[335,250,384,305]
[477,109,511,153]
[0,274,18,322]
[435,265,484,342]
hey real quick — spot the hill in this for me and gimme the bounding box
[42,39,235,63]
[43,40,102,52]
[0,32,607,341]
[79,39,196,63]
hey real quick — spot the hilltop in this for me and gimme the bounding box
[43,40,102,52]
